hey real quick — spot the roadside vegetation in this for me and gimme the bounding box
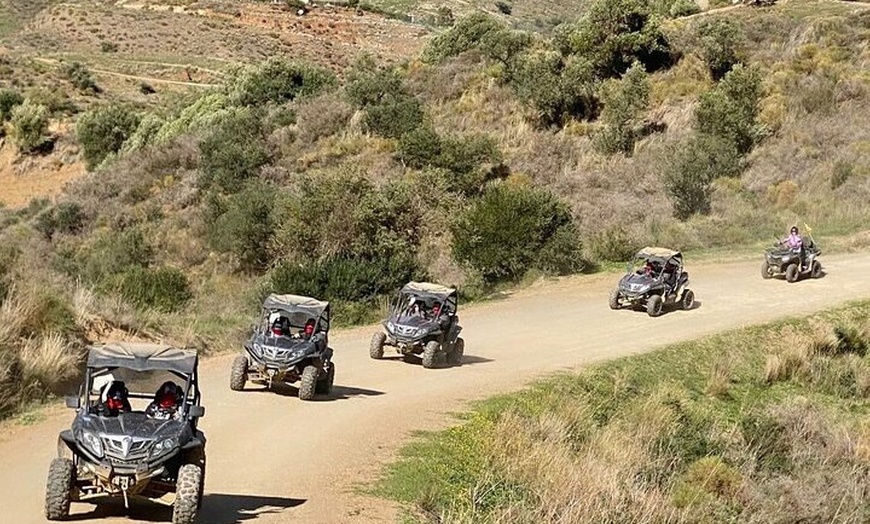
[0,0,868,419]
[376,300,870,523]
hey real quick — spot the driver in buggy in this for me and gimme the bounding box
[145,381,184,420]
[429,301,450,329]
[299,318,316,340]
[92,380,132,417]
[270,315,291,337]
[784,225,806,270]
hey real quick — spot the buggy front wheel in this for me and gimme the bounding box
[681,289,695,311]
[785,263,799,283]
[45,457,75,521]
[761,260,772,279]
[646,295,663,317]
[447,338,464,366]
[173,463,202,524]
[422,341,440,369]
[609,289,621,310]
[229,355,248,391]
[811,260,822,279]
[298,365,319,400]
[369,332,385,360]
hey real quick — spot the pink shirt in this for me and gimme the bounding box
[786,233,802,249]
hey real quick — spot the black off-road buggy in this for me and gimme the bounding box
[609,247,696,317]
[370,282,464,368]
[761,236,822,282]
[230,293,335,400]
[46,343,206,524]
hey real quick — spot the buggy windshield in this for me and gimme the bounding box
[87,368,194,415]
[394,290,452,321]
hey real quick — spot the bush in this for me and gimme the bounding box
[696,18,744,80]
[423,12,507,63]
[8,100,50,153]
[511,51,599,127]
[663,133,742,219]
[72,227,154,285]
[204,182,277,272]
[76,104,141,169]
[61,61,99,93]
[593,62,651,156]
[588,226,638,262]
[230,58,337,107]
[113,266,192,312]
[451,183,580,283]
[296,92,352,143]
[669,0,700,17]
[345,55,405,109]
[0,89,23,122]
[362,94,425,139]
[199,109,269,193]
[120,113,164,153]
[33,202,87,240]
[694,64,763,154]
[830,160,853,190]
[100,41,119,53]
[563,0,673,78]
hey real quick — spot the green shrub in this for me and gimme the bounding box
[362,94,424,139]
[588,226,638,262]
[8,100,51,153]
[663,133,742,219]
[0,88,23,122]
[153,93,232,144]
[230,58,337,107]
[76,104,141,169]
[593,62,651,156]
[510,51,599,127]
[451,183,579,283]
[73,227,154,284]
[100,41,119,53]
[696,18,744,80]
[422,12,506,63]
[830,160,853,190]
[398,128,503,194]
[199,109,269,193]
[120,113,164,153]
[113,266,192,312]
[204,182,277,272]
[33,202,87,240]
[61,61,99,93]
[345,55,405,108]
[561,0,673,78]
[694,64,763,154]
[669,0,700,17]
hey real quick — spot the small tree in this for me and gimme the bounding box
[663,133,742,219]
[9,100,50,153]
[76,104,141,169]
[594,62,651,155]
[205,182,277,272]
[362,94,425,139]
[199,109,269,193]
[694,64,763,154]
[345,55,405,109]
[0,88,24,122]
[696,17,744,80]
[510,51,599,128]
[61,61,99,93]
[230,58,337,107]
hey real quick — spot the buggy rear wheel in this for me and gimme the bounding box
[422,341,440,369]
[298,365,319,400]
[811,260,822,279]
[609,289,620,310]
[173,463,202,524]
[646,295,663,317]
[369,332,385,360]
[761,260,772,279]
[681,289,695,311]
[45,457,75,521]
[447,338,464,366]
[785,263,799,283]
[229,355,248,391]
[315,362,335,395]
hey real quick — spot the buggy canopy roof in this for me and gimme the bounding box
[86,343,198,374]
[637,247,681,260]
[262,293,329,318]
[401,282,457,300]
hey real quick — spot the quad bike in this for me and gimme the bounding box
[230,294,335,400]
[370,282,464,369]
[47,343,206,524]
[762,237,822,283]
[609,247,696,317]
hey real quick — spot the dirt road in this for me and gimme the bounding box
[1,252,870,523]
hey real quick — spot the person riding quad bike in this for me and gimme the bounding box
[761,225,823,282]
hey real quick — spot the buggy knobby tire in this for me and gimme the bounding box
[298,365,319,400]
[45,457,75,521]
[785,263,799,283]
[172,463,202,524]
[811,260,822,279]
[681,289,695,311]
[609,289,620,310]
[229,355,248,391]
[761,260,772,279]
[646,295,663,317]
[369,332,385,360]
[447,337,464,366]
[315,361,335,395]
[422,341,440,369]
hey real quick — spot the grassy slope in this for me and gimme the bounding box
[376,300,870,523]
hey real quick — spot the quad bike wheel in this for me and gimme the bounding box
[229,355,248,391]
[315,361,335,395]
[761,260,772,279]
[369,332,386,360]
[422,341,440,369]
[646,295,663,317]
[785,263,799,283]
[681,289,695,311]
[447,337,464,366]
[173,463,202,524]
[298,365,319,400]
[609,289,621,310]
[811,260,822,279]
[45,457,75,521]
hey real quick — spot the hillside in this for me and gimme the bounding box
[0,0,869,419]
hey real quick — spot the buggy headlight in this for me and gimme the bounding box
[251,343,263,357]
[386,322,395,333]
[80,431,103,458]
[781,256,790,262]
[150,437,176,458]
